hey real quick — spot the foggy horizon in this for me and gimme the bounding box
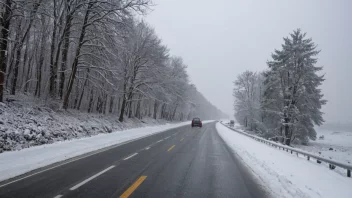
[146,0,352,124]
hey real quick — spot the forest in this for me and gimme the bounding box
[0,0,227,122]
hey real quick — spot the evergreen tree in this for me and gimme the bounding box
[263,29,326,145]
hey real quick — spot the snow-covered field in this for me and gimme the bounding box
[216,123,352,198]
[0,121,192,182]
[0,94,180,153]
[295,128,352,165]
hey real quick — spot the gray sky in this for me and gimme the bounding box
[145,0,352,123]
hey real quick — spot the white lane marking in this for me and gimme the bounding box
[53,195,63,198]
[164,136,170,140]
[147,143,156,148]
[123,153,138,160]
[69,165,115,190]
[156,140,163,143]
[144,147,150,150]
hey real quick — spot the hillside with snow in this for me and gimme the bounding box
[0,94,181,153]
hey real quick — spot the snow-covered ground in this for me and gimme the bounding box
[0,121,193,182]
[295,128,352,165]
[216,122,352,198]
[225,121,352,168]
[0,94,180,152]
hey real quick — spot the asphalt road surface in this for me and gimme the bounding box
[0,122,266,198]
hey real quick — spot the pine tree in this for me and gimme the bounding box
[263,29,327,145]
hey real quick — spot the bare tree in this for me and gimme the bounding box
[0,0,13,102]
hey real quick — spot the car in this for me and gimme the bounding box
[191,118,202,127]
[230,120,235,127]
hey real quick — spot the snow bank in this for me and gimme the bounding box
[0,121,191,182]
[0,94,180,152]
[223,120,352,168]
[216,123,352,198]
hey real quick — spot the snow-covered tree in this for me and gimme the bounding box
[233,71,264,131]
[0,0,227,122]
[263,29,326,145]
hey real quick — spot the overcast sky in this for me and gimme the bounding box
[145,0,352,123]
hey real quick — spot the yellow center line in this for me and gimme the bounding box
[120,176,147,198]
[180,138,184,142]
[167,145,176,152]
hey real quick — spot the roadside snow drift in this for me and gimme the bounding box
[216,123,352,198]
[0,121,193,182]
[0,98,181,153]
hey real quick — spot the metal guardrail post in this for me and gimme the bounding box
[329,164,336,170]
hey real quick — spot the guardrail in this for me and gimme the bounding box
[219,122,352,178]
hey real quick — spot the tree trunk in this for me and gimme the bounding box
[135,96,141,119]
[128,100,133,118]
[118,95,127,122]
[5,42,15,89]
[62,3,91,109]
[35,63,42,97]
[109,96,114,113]
[0,0,11,102]
[77,71,89,110]
[96,96,101,113]
[284,124,291,145]
[24,48,35,93]
[35,17,46,98]
[76,86,85,110]
[10,36,22,95]
[49,0,58,97]
[20,35,30,89]
[88,89,94,113]
[73,80,80,109]
[102,93,107,114]
[59,10,73,99]
[117,97,121,113]
[153,100,158,119]
[161,103,167,119]
[148,101,152,117]
[59,32,69,99]
[171,104,178,121]
[6,23,20,89]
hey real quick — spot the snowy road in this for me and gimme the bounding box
[0,122,265,198]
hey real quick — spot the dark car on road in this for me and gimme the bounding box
[191,118,202,127]
[230,120,235,127]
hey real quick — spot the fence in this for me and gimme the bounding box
[220,122,352,177]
